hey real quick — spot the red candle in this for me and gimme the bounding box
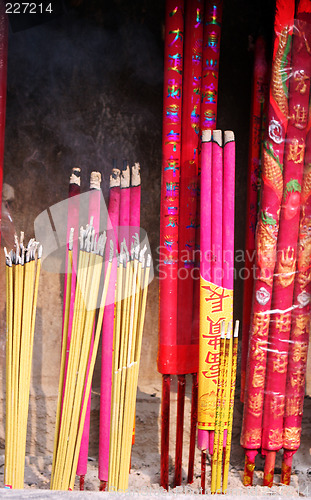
[241,36,268,403]
[241,0,295,486]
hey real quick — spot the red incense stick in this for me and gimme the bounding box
[0,3,8,243]
[158,0,184,490]
[175,0,203,487]
[241,36,268,403]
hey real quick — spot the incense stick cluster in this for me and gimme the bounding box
[109,239,151,492]
[51,222,113,491]
[210,321,239,494]
[4,234,42,489]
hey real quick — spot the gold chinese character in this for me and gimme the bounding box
[294,70,309,94]
[272,351,287,373]
[290,104,308,129]
[287,138,305,164]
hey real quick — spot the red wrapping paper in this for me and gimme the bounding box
[241,0,295,456]
[0,3,7,239]
[241,37,268,403]
[262,9,311,455]
[177,0,203,356]
[158,0,184,375]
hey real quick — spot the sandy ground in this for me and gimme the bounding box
[0,379,310,498]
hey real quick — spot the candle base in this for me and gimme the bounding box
[281,450,295,485]
[243,450,257,486]
[263,450,276,487]
[79,475,85,491]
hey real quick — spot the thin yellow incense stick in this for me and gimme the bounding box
[17,249,33,488]
[216,322,232,493]
[134,254,150,364]
[109,255,123,490]
[62,250,103,489]
[211,322,226,494]
[4,249,13,488]
[222,321,239,494]
[54,238,94,489]
[51,231,74,486]
[52,236,89,489]
[68,254,112,490]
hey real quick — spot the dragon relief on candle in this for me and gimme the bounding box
[256,210,279,286]
[262,142,283,200]
[271,25,291,118]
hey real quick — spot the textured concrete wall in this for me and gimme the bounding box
[0,0,274,457]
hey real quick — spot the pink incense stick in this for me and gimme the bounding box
[210,129,223,455]
[129,163,141,242]
[198,129,212,453]
[119,163,130,248]
[99,167,121,488]
[222,131,235,451]
[77,171,102,488]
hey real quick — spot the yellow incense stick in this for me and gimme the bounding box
[222,321,239,494]
[52,237,90,489]
[4,249,13,488]
[51,232,74,486]
[62,251,103,489]
[216,323,232,493]
[54,229,96,489]
[211,322,226,494]
[68,253,112,490]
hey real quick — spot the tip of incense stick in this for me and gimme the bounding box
[121,164,130,188]
[224,130,235,144]
[70,167,81,186]
[69,228,74,251]
[110,168,121,188]
[109,239,114,262]
[79,226,85,251]
[202,129,212,143]
[146,253,151,268]
[131,162,141,186]
[139,244,147,264]
[226,321,232,340]
[221,321,226,339]
[234,320,239,338]
[212,129,222,147]
[90,171,101,190]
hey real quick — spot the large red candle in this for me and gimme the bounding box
[241,0,295,485]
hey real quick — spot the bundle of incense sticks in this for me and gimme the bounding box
[51,222,113,491]
[209,321,239,495]
[198,129,235,493]
[99,162,141,492]
[108,239,151,492]
[4,234,42,489]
